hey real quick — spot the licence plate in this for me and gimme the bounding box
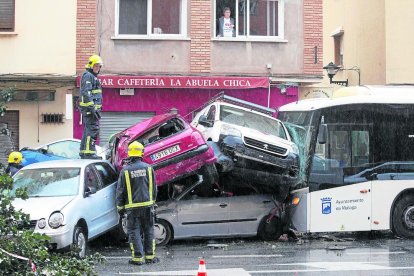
[151,145,180,161]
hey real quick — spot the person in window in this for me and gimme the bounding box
[116,141,159,266]
[5,151,23,176]
[216,7,235,37]
[79,54,103,159]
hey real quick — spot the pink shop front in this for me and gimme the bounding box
[74,75,298,145]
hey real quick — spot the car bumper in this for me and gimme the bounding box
[35,224,73,250]
[217,136,299,199]
[152,144,216,185]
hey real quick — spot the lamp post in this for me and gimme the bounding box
[323,62,361,86]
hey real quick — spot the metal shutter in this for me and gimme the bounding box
[0,0,15,31]
[0,110,19,166]
[99,112,155,146]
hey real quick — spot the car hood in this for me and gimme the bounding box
[12,196,76,220]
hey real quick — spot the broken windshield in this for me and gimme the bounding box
[220,105,287,139]
[278,111,316,187]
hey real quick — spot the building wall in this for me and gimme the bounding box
[0,0,76,74]
[91,0,322,78]
[323,0,386,87]
[385,0,414,84]
[5,87,74,148]
[0,0,77,149]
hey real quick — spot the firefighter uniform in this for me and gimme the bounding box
[5,151,23,176]
[116,142,158,265]
[79,55,103,159]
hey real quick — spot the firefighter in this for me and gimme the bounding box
[5,151,23,176]
[79,54,103,159]
[116,141,159,265]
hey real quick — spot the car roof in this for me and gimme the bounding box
[118,113,179,138]
[279,85,414,112]
[20,159,106,170]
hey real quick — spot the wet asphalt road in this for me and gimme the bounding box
[90,232,414,275]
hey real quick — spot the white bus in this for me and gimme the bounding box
[278,85,414,238]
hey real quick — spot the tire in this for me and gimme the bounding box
[258,216,283,241]
[392,194,414,239]
[111,213,128,242]
[72,226,88,258]
[154,220,172,246]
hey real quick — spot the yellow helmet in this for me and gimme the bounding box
[128,141,144,157]
[85,54,103,69]
[8,151,23,164]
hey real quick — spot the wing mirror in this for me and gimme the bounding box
[317,124,327,144]
[85,186,97,197]
[198,115,213,127]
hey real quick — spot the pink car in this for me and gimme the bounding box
[110,113,218,188]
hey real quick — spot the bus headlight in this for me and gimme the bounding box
[38,218,46,229]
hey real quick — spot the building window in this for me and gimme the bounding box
[333,33,343,66]
[215,0,284,39]
[0,0,15,32]
[116,0,187,37]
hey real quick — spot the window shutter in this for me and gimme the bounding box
[0,0,15,31]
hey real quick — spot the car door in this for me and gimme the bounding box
[93,162,119,230]
[176,191,229,238]
[82,164,107,238]
[227,195,275,236]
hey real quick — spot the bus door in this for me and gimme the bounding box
[308,123,373,232]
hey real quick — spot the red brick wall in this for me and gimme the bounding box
[190,0,211,73]
[76,0,97,73]
[303,0,323,75]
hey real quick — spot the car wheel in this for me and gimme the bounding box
[111,213,128,242]
[392,194,414,239]
[154,220,172,246]
[72,226,88,258]
[258,216,283,241]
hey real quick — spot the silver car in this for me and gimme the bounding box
[11,159,124,257]
[154,176,283,245]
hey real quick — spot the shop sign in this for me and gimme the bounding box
[76,76,269,89]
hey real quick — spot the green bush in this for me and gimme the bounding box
[0,168,105,275]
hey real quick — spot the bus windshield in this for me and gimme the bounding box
[281,103,414,192]
[278,111,316,188]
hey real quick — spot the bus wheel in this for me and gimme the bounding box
[392,194,414,239]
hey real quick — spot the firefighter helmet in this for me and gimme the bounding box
[8,151,23,164]
[86,54,103,69]
[128,141,144,157]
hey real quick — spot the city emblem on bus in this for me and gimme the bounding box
[263,144,268,150]
[321,197,332,214]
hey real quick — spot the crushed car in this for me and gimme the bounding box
[109,113,218,198]
[191,94,299,201]
[154,175,283,245]
[20,138,106,167]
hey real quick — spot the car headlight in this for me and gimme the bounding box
[38,218,46,229]
[291,143,299,155]
[220,125,242,137]
[48,212,64,229]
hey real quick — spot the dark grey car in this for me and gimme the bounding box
[154,176,283,245]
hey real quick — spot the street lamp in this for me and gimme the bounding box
[323,62,361,86]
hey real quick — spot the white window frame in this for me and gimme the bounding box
[213,0,285,42]
[114,0,188,40]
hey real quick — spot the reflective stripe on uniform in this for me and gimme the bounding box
[149,167,153,202]
[80,96,94,107]
[125,171,133,205]
[91,89,102,94]
[80,149,96,154]
[117,206,124,211]
[145,240,156,260]
[124,168,155,209]
[94,104,102,110]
